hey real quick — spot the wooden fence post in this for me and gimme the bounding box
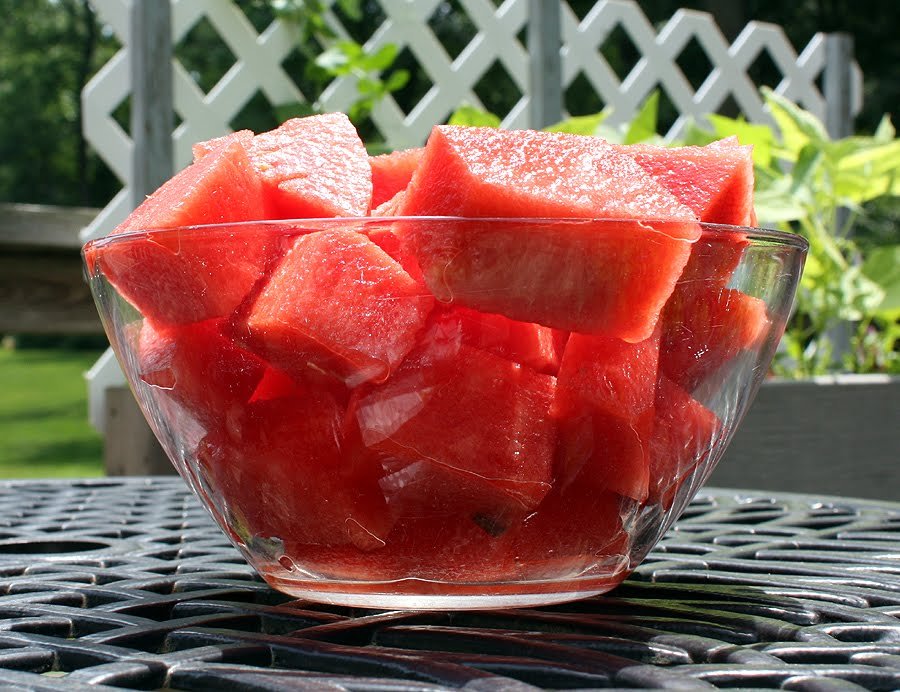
[823,32,855,358]
[528,0,563,129]
[104,0,175,476]
[824,32,854,142]
[130,0,174,207]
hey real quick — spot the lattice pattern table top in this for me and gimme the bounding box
[0,478,898,690]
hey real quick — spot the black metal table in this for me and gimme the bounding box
[1,478,898,690]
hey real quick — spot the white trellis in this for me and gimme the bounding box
[81,0,862,435]
[82,0,862,242]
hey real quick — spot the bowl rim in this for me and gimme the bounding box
[82,216,810,254]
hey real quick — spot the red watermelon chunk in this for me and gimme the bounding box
[430,305,565,375]
[369,147,423,209]
[401,126,698,234]
[135,318,267,429]
[349,338,557,512]
[552,330,661,502]
[678,229,750,287]
[623,137,755,227]
[238,229,434,387]
[116,139,266,234]
[192,129,254,161]
[245,113,371,218]
[406,218,697,342]
[503,485,631,580]
[197,388,391,551]
[660,286,770,392]
[296,510,518,584]
[371,189,407,217]
[92,140,273,325]
[648,376,722,508]
[398,126,700,341]
[363,224,426,286]
[624,137,754,288]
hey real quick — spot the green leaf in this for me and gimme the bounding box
[838,139,900,180]
[315,45,350,73]
[356,76,382,95]
[753,187,807,224]
[790,143,823,194]
[383,69,409,92]
[863,245,900,312]
[336,39,364,60]
[874,114,895,143]
[448,104,501,128]
[336,0,363,21]
[544,109,610,136]
[763,87,829,149]
[680,123,718,146]
[623,91,658,144]
[362,43,398,72]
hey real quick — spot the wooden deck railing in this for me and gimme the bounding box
[0,203,103,335]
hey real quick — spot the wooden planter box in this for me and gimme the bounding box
[709,375,900,502]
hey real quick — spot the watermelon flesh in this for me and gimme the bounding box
[623,137,755,227]
[398,126,701,342]
[660,285,770,392]
[237,229,434,387]
[244,113,371,218]
[191,129,254,161]
[93,141,274,325]
[135,318,267,430]
[633,135,766,395]
[629,135,753,292]
[369,147,423,209]
[349,336,557,513]
[198,387,392,551]
[552,330,660,502]
[429,305,565,375]
[648,376,722,508]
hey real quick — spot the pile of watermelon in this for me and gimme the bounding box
[86,113,773,585]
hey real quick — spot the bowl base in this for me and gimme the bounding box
[260,570,627,610]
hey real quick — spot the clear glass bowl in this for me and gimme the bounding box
[83,217,807,609]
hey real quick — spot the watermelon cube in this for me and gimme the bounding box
[552,330,661,502]
[660,285,770,392]
[95,140,274,325]
[198,388,391,551]
[349,339,557,512]
[503,485,631,580]
[398,126,701,341]
[135,318,267,430]
[192,129,254,161]
[623,137,755,289]
[429,305,565,375]
[245,113,372,218]
[238,229,434,387]
[369,147,424,209]
[622,137,755,227]
[648,376,722,508]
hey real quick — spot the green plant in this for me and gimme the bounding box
[679,89,899,376]
[448,91,900,377]
[268,0,408,125]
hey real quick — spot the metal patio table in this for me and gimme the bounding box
[0,477,898,690]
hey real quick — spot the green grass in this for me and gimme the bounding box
[0,348,105,478]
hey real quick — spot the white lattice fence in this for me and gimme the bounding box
[81,0,862,434]
[82,0,862,242]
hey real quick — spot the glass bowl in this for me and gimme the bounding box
[82,217,807,609]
